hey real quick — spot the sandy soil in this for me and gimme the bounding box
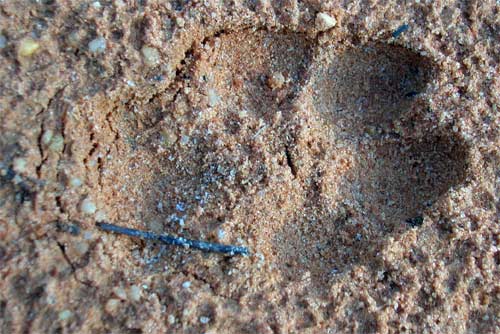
[0,1,499,333]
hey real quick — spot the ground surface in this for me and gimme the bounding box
[0,1,499,333]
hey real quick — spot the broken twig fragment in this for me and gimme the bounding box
[392,24,409,38]
[96,222,249,256]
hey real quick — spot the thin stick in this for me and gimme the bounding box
[96,222,249,256]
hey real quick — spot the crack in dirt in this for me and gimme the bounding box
[182,269,235,302]
[56,241,94,288]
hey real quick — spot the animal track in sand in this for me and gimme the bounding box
[86,29,468,288]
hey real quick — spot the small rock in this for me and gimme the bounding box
[0,34,7,49]
[207,89,220,107]
[69,177,83,188]
[49,134,64,152]
[182,281,191,289]
[41,129,53,146]
[128,285,141,302]
[17,38,40,58]
[176,202,186,212]
[168,314,176,324]
[316,12,337,31]
[12,157,27,173]
[58,310,72,321]
[105,298,120,314]
[179,135,190,146]
[74,241,89,256]
[80,198,97,215]
[141,46,160,66]
[176,17,185,27]
[200,316,210,324]
[88,37,106,54]
[267,72,285,90]
[95,209,107,221]
[161,128,178,148]
[112,286,128,300]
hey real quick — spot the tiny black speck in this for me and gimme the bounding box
[405,216,424,228]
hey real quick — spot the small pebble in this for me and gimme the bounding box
[88,37,106,54]
[112,286,127,300]
[128,285,141,302]
[12,157,27,173]
[180,135,190,146]
[161,129,178,148]
[95,209,107,221]
[176,17,185,27]
[200,316,210,324]
[141,46,160,66]
[74,241,89,255]
[49,134,64,152]
[83,231,94,240]
[168,314,176,324]
[80,198,97,215]
[41,129,53,146]
[182,281,191,289]
[58,310,72,321]
[17,38,40,58]
[267,72,285,90]
[69,177,83,188]
[315,12,337,31]
[0,34,7,49]
[207,89,220,107]
[176,202,186,212]
[105,298,120,314]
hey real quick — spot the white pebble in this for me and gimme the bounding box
[83,231,94,240]
[92,1,102,9]
[217,229,226,240]
[69,177,83,188]
[105,298,120,314]
[200,316,210,324]
[176,17,185,27]
[49,134,64,152]
[80,198,97,214]
[12,157,27,173]
[182,281,191,289]
[208,89,220,107]
[74,241,89,256]
[112,286,127,300]
[95,209,107,221]
[141,46,160,66]
[41,129,53,146]
[88,37,106,54]
[58,310,72,321]
[316,12,337,31]
[168,314,176,324]
[128,285,141,302]
[180,135,190,146]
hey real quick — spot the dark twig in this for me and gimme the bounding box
[392,24,409,38]
[96,222,249,256]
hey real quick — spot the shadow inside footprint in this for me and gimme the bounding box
[314,43,434,138]
[273,42,469,287]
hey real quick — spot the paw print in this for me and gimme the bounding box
[92,29,468,289]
